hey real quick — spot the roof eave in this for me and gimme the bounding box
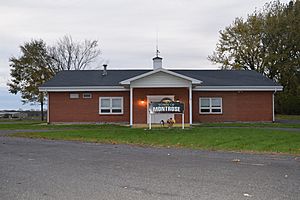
[39,86,129,92]
[193,86,283,91]
[119,68,203,85]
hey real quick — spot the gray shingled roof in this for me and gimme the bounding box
[41,69,280,87]
[172,70,280,86]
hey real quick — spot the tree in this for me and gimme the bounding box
[266,0,300,114]
[208,14,266,74]
[8,36,101,120]
[8,40,54,121]
[49,35,101,71]
[209,0,300,114]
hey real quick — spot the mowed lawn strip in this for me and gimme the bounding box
[196,122,300,129]
[10,125,300,154]
[276,114,300,121]
[0,122,112,130]
[1,121,300,130]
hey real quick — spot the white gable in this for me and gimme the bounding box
[130,71,191,88]
[120,68,202,88]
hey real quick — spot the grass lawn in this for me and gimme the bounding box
[276,114,300,121]
[196,122,300,129]
[1,121,300,129]
[0,122,106,130]
[2,122,299,155]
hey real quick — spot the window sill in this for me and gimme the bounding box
[199,113,223,115]
[99,113,124,115]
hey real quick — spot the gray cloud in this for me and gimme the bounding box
[0,87,39,110]
[0,0,290,109]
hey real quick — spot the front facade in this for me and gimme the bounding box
[40,57,283,125]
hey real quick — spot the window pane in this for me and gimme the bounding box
[201,109,210,113]
[211,98,221,107]
[212,109,221,113]
[112,109,122,113]
[201,98,210,107]
[83,93,92,99]
[101,109,111,113]
[70,93,79,99]
[112,99,121,107]
[101,99,110,107]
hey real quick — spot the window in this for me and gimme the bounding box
[70,93,79,99]
[83,93,92,99]
[99,97,123,114]
[200,97,222,114]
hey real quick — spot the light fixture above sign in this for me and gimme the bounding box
[139,99,146,106]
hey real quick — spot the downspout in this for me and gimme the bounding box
[272,88,277,122]
[189,84,193,125]
[130,87,133,127]
[47,92,50,124]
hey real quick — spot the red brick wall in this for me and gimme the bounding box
[192,91,273,122]
[48,90,273,123]
[48,91,129,123]
[133,88,190,124]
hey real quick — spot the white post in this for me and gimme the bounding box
[182,113,184,129]
[272,92,275,122]
[149,113,152,129]
[189,85,192,125]
[130,87,133,126]
[47,92,49,123]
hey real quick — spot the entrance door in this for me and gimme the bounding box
[147,95,174,124]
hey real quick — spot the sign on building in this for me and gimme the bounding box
[148,100,185,129]
[149,102,184,114]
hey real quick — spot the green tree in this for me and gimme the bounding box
[209,0,300,114]
[263,1,300,87]
[8,36,101,121]
[208,14,266,74]
[267,0,300,114]
[8,40,55,121]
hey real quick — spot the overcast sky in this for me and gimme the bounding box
[0,0,289,110]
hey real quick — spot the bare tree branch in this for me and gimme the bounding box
[49,35,101,71]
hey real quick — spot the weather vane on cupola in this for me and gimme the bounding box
[152,31,163,69]
[155,30,160,57]
[156,46,160,57]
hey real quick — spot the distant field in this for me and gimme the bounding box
[1,121,299,155]
[0,118,41,122]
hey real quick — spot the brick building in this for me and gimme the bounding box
[39,56,282,125]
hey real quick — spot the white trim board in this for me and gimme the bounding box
[130,85,191,88]
[193,86,283,91]
[39,86,129,92]
[120,68,202,85]
[40,85,283,92]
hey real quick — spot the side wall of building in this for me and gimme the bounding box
[48,91,130,123]
[192,91,273,122]
[48,90,273,123]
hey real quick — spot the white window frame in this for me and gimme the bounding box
[199,97,222,114]
[70,93,79,99]
[83,93,92,99]
[99,97,123,115]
